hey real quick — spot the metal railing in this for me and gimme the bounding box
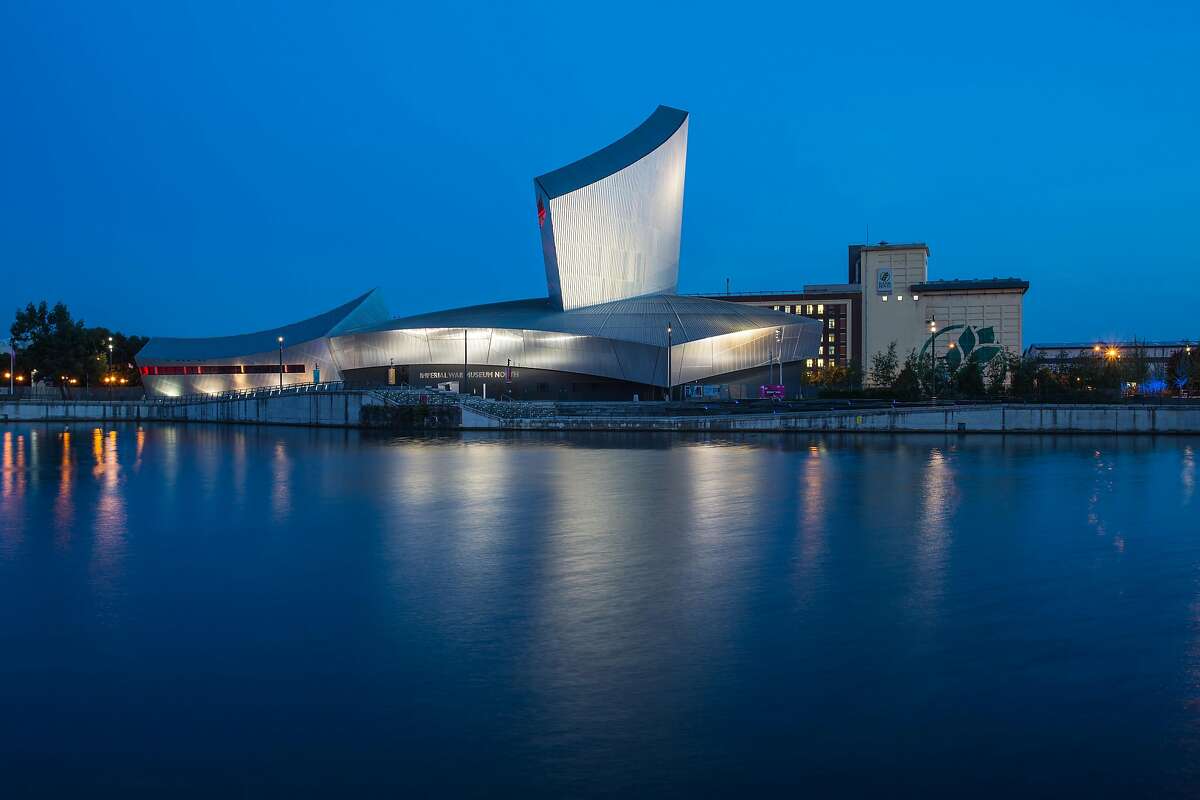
[153,380,347,405]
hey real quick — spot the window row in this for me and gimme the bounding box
[771,303,845,316]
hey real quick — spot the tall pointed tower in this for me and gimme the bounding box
[534,106,689,311]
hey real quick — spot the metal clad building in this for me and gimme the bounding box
[136,107,820,400]
[536,106,688,311]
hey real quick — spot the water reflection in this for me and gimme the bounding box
[1184,446,1195,505]
[911,446,957,624]
[2,425,1200,794]
[271,440,291,523]
[1,431,27,554]
[54,430,74,547]
[91,428,127,594]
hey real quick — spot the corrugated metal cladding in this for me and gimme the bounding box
[329,320,818,389]
[539,109,688,311]
[133,106,827,399]
[137,289,390,397]
[352,294,807,348]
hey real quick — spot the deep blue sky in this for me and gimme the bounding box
[2,1,1197,343]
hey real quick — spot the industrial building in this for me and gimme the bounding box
[707,243,1029,383]
[137,107,820,400]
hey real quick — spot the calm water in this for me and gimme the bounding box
[2,424,1200,796]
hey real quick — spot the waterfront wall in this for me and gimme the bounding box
[465,403,1200,434]
[6,395,1200,434]
[0,391,376,428]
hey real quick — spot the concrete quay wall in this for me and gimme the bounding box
[0,391,375,427]
[6,396,1200,434]
[465,403,1200,434]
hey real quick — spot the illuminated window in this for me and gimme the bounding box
[897,295,904,301]
[818,346,824,355]
[881,296,888,302]
[772,305,780,311]
[806,304,814,314]
[817,358,824,367]
[913,294,919,301]
[817,304,824,314]
[785,305,792,313]
[828,319,836,329]
[806,359,813,368]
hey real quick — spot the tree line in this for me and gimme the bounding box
[808,339,1195,402]
[5,301,147,394]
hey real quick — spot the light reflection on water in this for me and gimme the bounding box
[0,424,1199,795]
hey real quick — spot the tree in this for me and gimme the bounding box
[893,349,922,400]
[845,357,864,391]
[868,341,899,387]
[1009,352,1040,399]
[917,348,949,398]
[985,351,1010,396]
[1166,344,1195,393]
[811,363,850,390]
[9,301,148,395]
[953,360,986,397]
[10,301,89,395]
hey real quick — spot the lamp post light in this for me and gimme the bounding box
[666,324,673,402]
[4,339,12,396]
[277,336,284,388]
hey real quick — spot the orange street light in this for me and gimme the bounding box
[1105,348,1120,360]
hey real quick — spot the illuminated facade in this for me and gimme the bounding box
[709,244,1029,384]
[137,107,819,400]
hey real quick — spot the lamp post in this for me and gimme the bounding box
[666,324,673,402]
[4,339,12,396]
[277,336,284,388]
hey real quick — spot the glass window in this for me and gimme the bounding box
[912,294,919,301]
[897,295,904,301]
[806,304,814,314]
[828,319,836,329]
[881,296,888,302]
[817,358,824,367]
[817,304,824,314]
[806,359,813,368]
[784,305,792,314]
[818,346,824,355]
[772,305,780,311]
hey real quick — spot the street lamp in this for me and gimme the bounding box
[277,336,285,388]
[666,324,673,401]
[3,338,12,396]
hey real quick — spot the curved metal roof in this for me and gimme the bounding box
[138,289,388,361]
[348,294,816,348]
[534,106,689,200]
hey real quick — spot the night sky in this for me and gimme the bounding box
[2,1,1197,343]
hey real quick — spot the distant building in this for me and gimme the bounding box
[1025,341,1194,377]
[695,286,861,373]
[706,243,1029,383]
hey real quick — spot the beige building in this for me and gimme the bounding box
[705,242,1028,388]
[857,243,1027,383]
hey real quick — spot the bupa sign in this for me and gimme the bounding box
[876,268,893,294]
